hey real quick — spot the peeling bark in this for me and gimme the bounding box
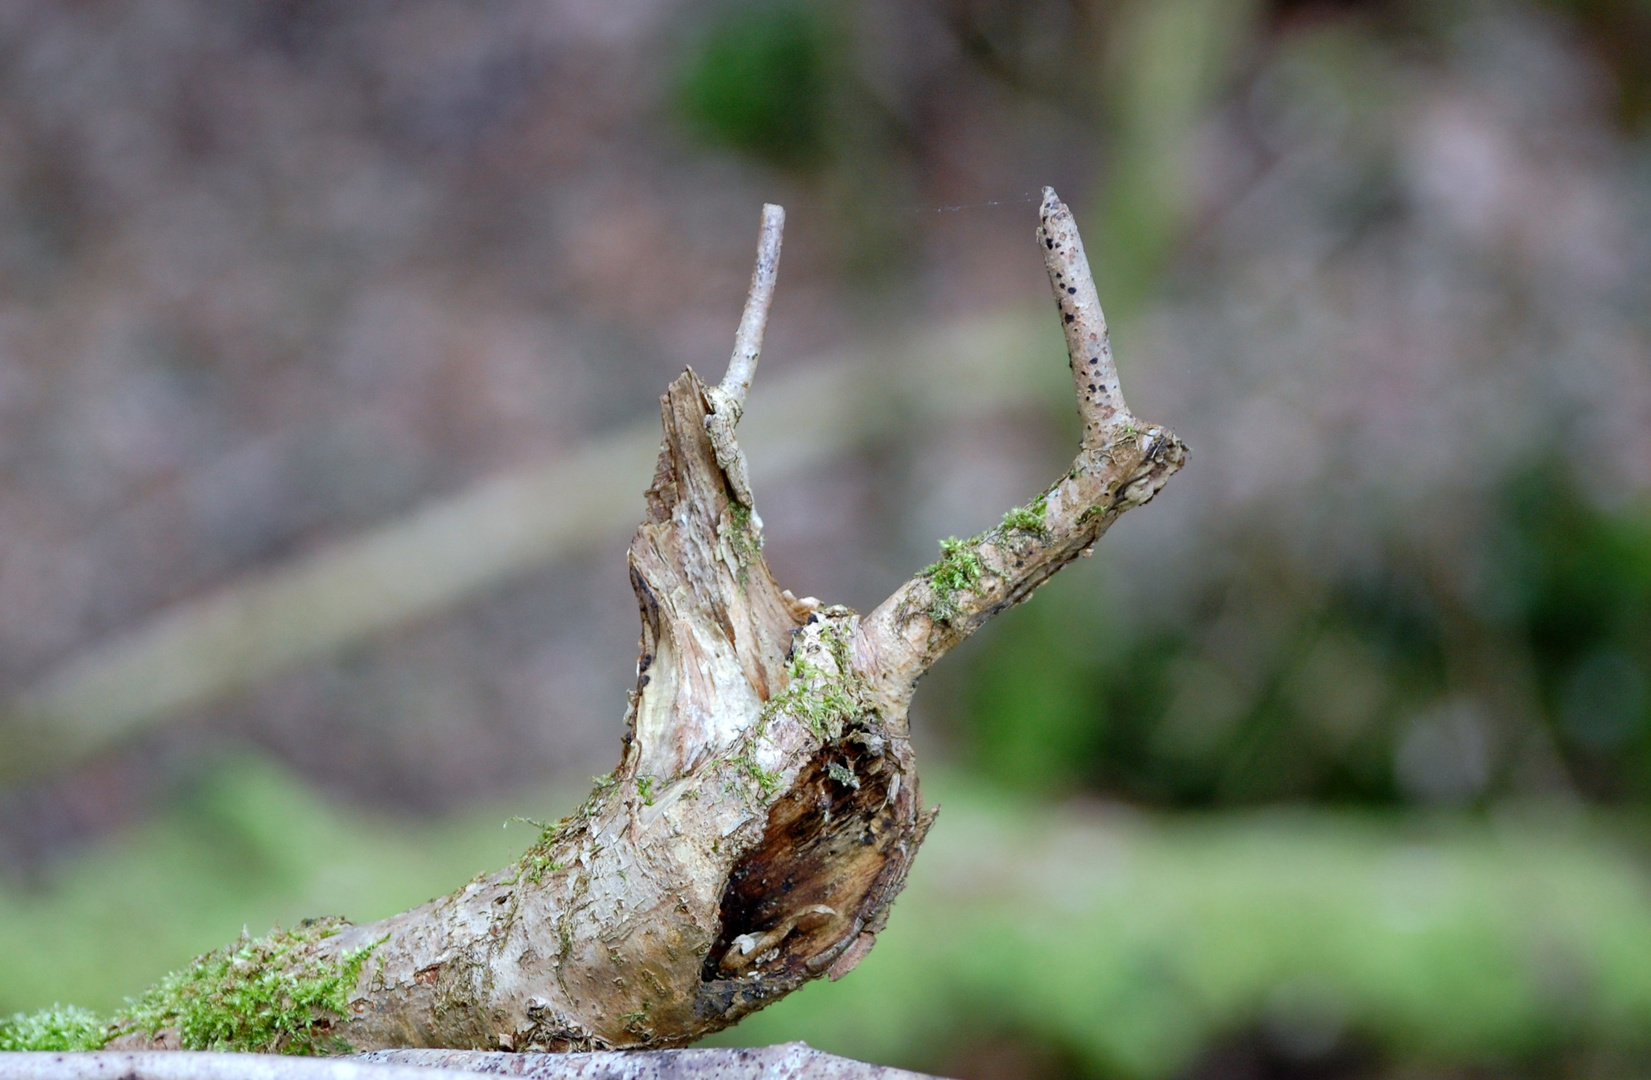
[105,189,1185,1054]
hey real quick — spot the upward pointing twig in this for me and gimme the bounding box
[704,203,785,510]
[854,187,1185,712]
[719,203,786,415]
[1037,186,1128,448]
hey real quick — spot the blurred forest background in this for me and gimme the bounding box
[3,0,1651,1077]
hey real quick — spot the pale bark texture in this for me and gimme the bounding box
[359,1045,936,1078]
[1,1046,937,1080]
[104,188,1186,1054]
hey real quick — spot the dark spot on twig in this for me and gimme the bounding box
[1067,287,1076,295]
[1064,313,1074,323]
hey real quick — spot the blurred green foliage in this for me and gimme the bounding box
[675,2,836,169]
[964,464,1651,808]
[670,0,921,281]
[0,761,526,1018]
[1502,465,1651,798]
[723,787,1651,1077]
[7,761,1651,1077]
[1092,0,1262,317]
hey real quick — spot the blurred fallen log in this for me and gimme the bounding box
[0,308,1064,783]
[1,1053,457,1080]
[356,1045,939,1078]
[0,1044,940,1080]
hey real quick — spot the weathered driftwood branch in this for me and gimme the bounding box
[72,189,1183,1055]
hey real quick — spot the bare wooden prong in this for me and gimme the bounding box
[705,203,785,508]
[854,187,1185,714]
[1037,186,1128,446]
[721,203,785,413]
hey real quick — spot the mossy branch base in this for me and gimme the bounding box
[1,922,380,1053]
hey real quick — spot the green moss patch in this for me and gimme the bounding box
[734,751,783,797]
[761,618,868,742]
[0,1004,109,1051]
[763,662,861,743]
[725,503,764,570]
[999,494,1049,537]
[119,919,382,1054]
[923,537,985,623]
[2,919,383,1054]
[517,825,567,885]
